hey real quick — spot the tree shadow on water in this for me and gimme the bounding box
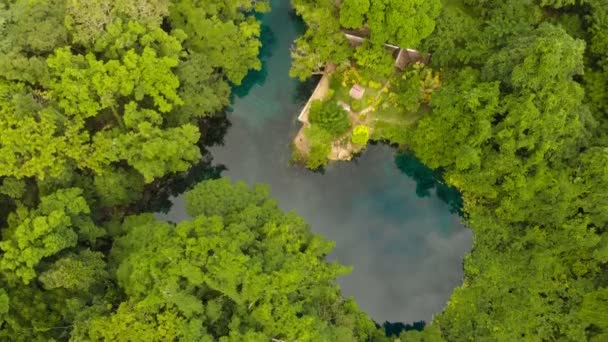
[141,114,232,214]
[379,320,426,337]
[292,75,321,104]
[395,153,463,216]
[231,24,277,99]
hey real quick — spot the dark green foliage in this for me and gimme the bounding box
[290,0,608,339]
[403,1,608,340]
[308,99,351,137]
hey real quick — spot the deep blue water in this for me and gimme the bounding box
[164,0,472,323]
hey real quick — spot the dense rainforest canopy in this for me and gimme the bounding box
[292,0,608,340]
[1,0,608,341]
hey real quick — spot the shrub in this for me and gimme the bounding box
[309,100,351,136]
[305,125,332,144]
[306,141,331,170]
[392,63,441,113]
[351,125,370,146]
[368,80,382,89]
[351,99,365,112]
[304,126,333,169]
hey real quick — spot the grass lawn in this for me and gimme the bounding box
[328,71,387,111]
[373,103,427,126]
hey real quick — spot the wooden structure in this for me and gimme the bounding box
[341,30,430,69]
[349,84,365,99]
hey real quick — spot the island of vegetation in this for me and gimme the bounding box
[0,0,607,341]
[292,33,436,169]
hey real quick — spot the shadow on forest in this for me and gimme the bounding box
[395,153,463,215]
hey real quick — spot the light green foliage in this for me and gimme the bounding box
[185,178,271,219]
[339,0,370,29]
[104,118,201,183]
[169,0,267,85]
[0,188,103,284]
[419,4,484,68]
[0,288,7,319]
[39,249,108,291]
[351,125,370,145]
[354,41,395,77]
[166,0,268,119]
[304,125,333,169]
[0,80,90,180]
[47,30,183,117]
[291,0,352,80]
[0,10,203,182]
[1,0,266,184]
[302,0,441,77]
[483,23,585,90]
[306,142,332,170]
[437,213,606,341]
[65,0,170,44]
[575,148,608,225]
[173,52,232,122]
[414,24,589,227]
[74,180,380,341]
[308,99,351,137]
[399,323,443,341]
[368,0,441,48]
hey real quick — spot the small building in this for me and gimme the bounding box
[349,84,365,100]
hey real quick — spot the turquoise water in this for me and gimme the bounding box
[165,0,472,323]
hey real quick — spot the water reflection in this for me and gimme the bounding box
[232,23,276,98]
[395,153,463,215]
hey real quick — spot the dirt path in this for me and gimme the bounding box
[356,72,395,117]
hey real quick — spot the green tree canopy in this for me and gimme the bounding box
[72,179,382,341]
[308,99,351,137]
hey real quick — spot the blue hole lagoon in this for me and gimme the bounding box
[164,0,472,324]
